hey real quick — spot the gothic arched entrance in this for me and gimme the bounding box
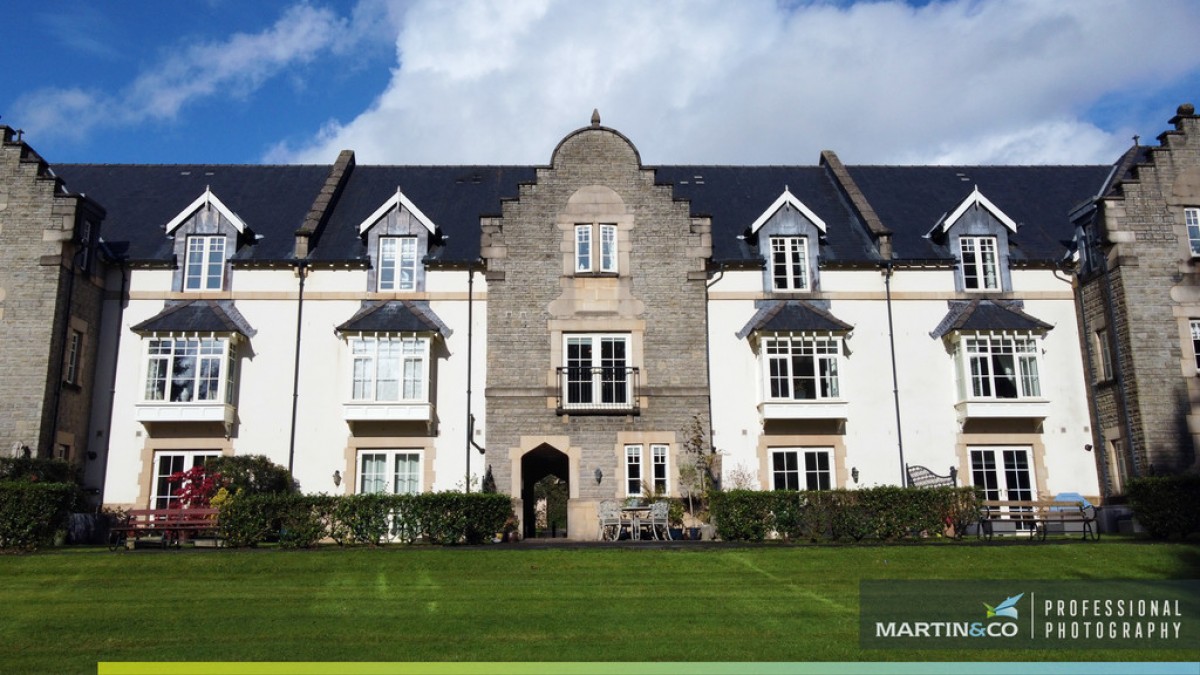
[521,444,569,538]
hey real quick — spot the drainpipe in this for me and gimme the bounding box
[287,260,308,475]
[704,262,724,485]
[465,263,474,493]
[883,261,907,485]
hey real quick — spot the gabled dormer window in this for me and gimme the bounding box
[574,223,617,274]
[360,188,434,293]
[378,236,418,291]
[185,235,227,291]
[753,188,824,293]
[959,235,1000,291]
[770,236,809,291]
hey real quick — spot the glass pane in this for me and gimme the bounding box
[360,454,386,494]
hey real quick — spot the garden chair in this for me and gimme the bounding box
[598,500,624,541]
[643,501,671,540]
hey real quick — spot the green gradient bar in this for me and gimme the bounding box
[98,662,1200,675]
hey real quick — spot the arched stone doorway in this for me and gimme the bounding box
[521,444,569,538]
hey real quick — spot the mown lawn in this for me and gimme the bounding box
[1,539,1197,673]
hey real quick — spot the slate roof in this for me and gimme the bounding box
[131,300,256,337]
[736,301,854,340]
[845,165,1113,262]
[655,166,882,265]
[335,300,451,336]
[929,299,1053,339]
[310,166,536,264]
[53,164,330,263]
[53,157,1113,269]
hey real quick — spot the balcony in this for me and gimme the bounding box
[135,402,236,426]
[342,401,433,422]
[759,399,849,421]
[556,367,640,415]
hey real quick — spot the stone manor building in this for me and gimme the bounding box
[3,107,1197,538]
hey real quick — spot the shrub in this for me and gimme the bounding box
[1128,475,1200,539]
[710,487,977,543]
[0,482,76,551]
[218,493,277,548]
[0,457,76,484]
[206,455,296,495]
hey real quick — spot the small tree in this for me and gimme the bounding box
[678,414,716,526]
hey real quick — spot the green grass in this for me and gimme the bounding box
[1,539,1197,672]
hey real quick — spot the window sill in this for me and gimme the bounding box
[954,399,1048,422]
[60,381,82,392]
[343,401,432,422]
[573,271,619,279]
[135,402,235,424]
[759,399,848,420]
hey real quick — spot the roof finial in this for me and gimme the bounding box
[591,109,601,127]
[1132,134,1140,147]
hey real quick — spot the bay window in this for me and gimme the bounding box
[957,334,1041,400]
[762,335,840,401]
[350,336,429,403]
[142,337,236,404]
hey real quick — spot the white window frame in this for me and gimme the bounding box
[1186,208,1200,257]
[141,336,236,404]
[378,236,419,292]
[357,449,423,495]
[762,334,841,401]
[1095,328,1114,382]
[574,223,618,274]
[770,236,809,291]
[651,444,669,496]
[969,446,1035,524]
[151,450,219,509]
[956,334,1041,401]
[65,329,83,385]
[624,445,643,497]
[770,448,833,491]
[350,336,430,403]
[1190,320,1200,372]
[562,333,632,409]
[184,235,226,292]
[959,235,1001,291]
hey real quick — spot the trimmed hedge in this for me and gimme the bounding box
[0,482,76,551]
[711,487,978,543]
[217,492,514,548]
[1127,474,1200,539]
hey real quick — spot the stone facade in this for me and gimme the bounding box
[0,126,104,467]
[483,121,711,538]
[1079,105,1200,492]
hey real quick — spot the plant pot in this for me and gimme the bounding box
[668,528,684,540]
[686,527,701,540]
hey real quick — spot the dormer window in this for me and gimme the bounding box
[770,236,809,291]
[958,334,1041,400]
[185,235,227,291]
[575,223,617,274]
[959,235,1000,291]
[378,236,418,292]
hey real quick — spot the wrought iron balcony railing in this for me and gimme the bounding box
[556,367,640,415]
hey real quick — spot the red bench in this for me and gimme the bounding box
[108,508,220,550]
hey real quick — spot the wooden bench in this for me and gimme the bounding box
[978,500,1097,542]
[108,508,220,550]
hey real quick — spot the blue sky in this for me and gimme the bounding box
[2,0,1199,166]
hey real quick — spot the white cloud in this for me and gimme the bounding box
[12,4,356,142]
[272,0,1200,166]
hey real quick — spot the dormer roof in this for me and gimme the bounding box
[163,186,248,235]
[928,185,1018,237]
[358,187,438,236]
[748,186,827,234]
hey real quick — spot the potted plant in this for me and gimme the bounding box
[678,414,717,539]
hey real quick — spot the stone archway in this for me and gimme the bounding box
[521,444,569,538]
